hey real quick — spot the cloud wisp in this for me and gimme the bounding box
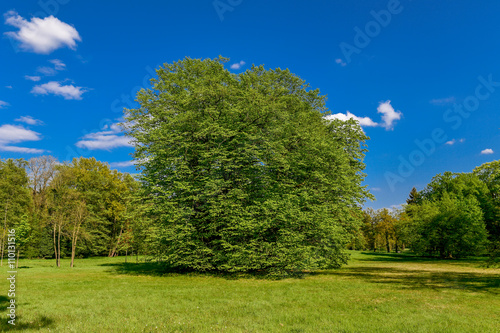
[25,75,41,81]
[15,116,44,126]
[230,61,246,70]
[76,122,133,151]
[0,124,45,153]
[31,81,87,100]
[430,96,456,106]
[36,59,66,76]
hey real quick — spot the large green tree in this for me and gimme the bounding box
[124,56,372,274]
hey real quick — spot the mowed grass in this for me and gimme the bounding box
[0,251,499,332]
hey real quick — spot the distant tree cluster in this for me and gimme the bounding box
[0,156,157,267]
[357,162,500,262]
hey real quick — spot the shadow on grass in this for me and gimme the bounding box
[356,251,487,263]
[319,265,500,295]
[100,262,302,280]
[0,295,55,331]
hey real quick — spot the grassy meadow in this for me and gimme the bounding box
[0,251,498,332]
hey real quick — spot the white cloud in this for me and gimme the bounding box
[36,59,66,76]
[446,138,465,146]
[109,161,136,168]
[430,97,456,105]
[4,11,81,54]
[324,111,378,127]
[377,101,402,130]
[25,75,41,81]
[75,122,133,151]
[15,116,44,126]
[335,58,347,67]
[49,59,65,70]
[0,124,45,154]
[481,148,494,155]
[5,86,12,89]
[230,61,246,70]
[0,146,45,154]
[31,81,87,100]
[36,67,56,76]
[371,187,382,192]
[0,100,9,108]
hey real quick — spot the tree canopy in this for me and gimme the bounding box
[124,56,372,274]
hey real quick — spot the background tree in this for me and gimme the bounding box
[26,156,58,258]
[0,159,33,266]
[124,57,372,274]
[406,187,421,205]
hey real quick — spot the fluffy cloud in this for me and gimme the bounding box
[4,11,81,54]
[230,61,246,70]
[31,81,87,100]
[324,111,378,127]
[76,123,133,151]
[325,101,402,131]
[0,100,9,108]
[377,100,402,130]
[25,75,41,81]
[481,148,494,155]
[0,124,45,154]
[15,116,44,126]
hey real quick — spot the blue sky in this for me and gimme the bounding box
[1,0,500,209]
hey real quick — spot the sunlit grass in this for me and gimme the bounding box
[0,251,498,332]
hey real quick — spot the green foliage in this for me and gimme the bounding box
[124,57,371,274]
[406,186,420,205]
[407,192,488,258]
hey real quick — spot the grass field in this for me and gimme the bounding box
[0,251,498,332]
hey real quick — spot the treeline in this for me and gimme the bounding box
[0,156,157,267]
[356,161,500,261]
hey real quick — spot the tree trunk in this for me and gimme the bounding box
[53,222,57,261]
[1,203,9,267]
[57,224,61,267]
[385,232,390,253]
[109,227,123,257]
[70,236,77,268]
[70,224,82,268]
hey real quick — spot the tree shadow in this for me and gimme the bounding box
[0,295,55,331]
[356,252,489,268]
[100,262,303,280]
[100,262,175,277]
[320,266,500,295]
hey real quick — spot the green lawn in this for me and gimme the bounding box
[0,251,499,332]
